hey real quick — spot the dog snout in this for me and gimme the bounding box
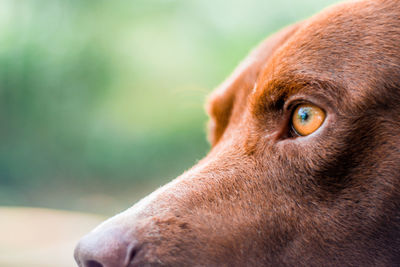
[74,227,140,267]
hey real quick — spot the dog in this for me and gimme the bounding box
[74,0,400,266]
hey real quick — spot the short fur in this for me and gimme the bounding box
[75,1,400,266]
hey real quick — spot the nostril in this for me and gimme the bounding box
[85,260,103,267]
[125,242,141,266]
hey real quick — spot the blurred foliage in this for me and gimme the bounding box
[0,0,340,214]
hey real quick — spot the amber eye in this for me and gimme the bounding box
[292,104,325,136]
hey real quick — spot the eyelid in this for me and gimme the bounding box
[283,93,329,113]
[284,99,304,113]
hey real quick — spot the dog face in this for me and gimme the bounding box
[75,1,400,266]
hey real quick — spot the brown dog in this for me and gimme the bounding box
[74,0,400,266]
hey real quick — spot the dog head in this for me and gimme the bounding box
[75,1,400,266]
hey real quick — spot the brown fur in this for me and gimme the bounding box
[75,0,400,266]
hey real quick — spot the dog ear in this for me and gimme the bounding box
[206,23,301,146]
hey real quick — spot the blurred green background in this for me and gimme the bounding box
[0,0,340,215]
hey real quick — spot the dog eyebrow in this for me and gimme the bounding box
[252,75,346,112]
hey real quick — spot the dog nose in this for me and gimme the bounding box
[74,227,139,267]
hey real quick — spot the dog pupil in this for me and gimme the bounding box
[299,108,310,123]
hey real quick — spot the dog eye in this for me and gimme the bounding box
[291,104,325,136]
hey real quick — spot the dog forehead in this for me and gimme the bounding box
[254,0,400,104]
